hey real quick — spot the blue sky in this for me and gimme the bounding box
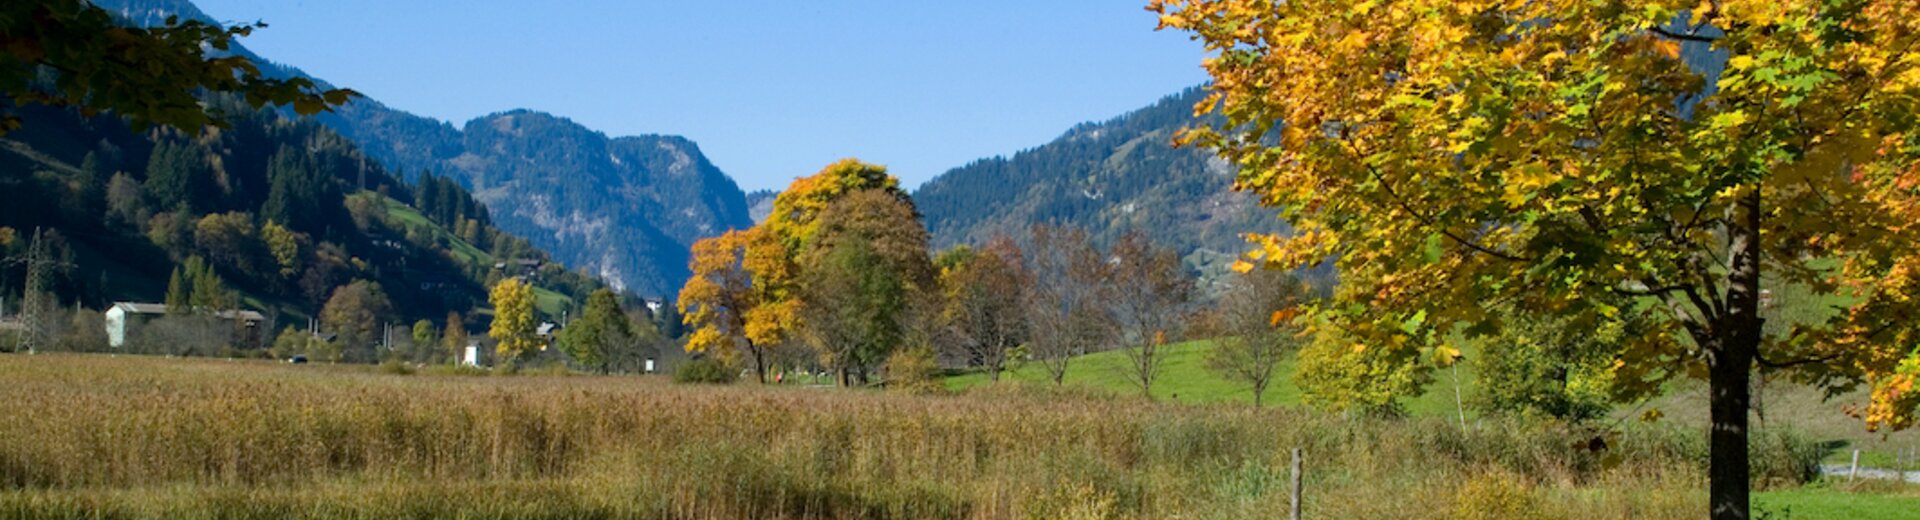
[191,1,1211,191]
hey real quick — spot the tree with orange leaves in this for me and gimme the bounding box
[1154,1,1920,517]
[679,159,910,383]
[678,229,767,382]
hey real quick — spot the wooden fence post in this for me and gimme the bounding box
[1850,449,1861,483]
[1291,447,1304,520]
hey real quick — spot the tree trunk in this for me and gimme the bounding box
[1707,335,1754,520]
[1708,188,1764,520]
[749,343,767,384]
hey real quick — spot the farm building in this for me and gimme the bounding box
[104,302,267,348]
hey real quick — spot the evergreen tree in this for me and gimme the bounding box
[415,170,440,215]
[143,140,215,215]
[655,297,683,339]
[558,288,631,373]
[184,256,233,311]
[164,266,189,314]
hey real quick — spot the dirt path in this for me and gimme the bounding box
[1821,464,1920,484]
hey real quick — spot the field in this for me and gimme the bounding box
[0,354,1913,519]
[947,340,1920,472]
[943,340,1465,414]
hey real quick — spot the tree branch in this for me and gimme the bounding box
[1341,141,1534,262]
[1649,26,1719,44]
[1613,281,1692,297]
[1756,350,1839,370]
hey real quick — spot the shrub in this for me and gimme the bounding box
[674,357,735,384]
[885,346,943,395]
[421,363,490,377]
[377,360,416,375]
[490,359,520,376]
[1452,472,1552,520]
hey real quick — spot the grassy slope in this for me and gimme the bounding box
[378,197,491,266]
[532,287,571,320]
[378,196,571,319]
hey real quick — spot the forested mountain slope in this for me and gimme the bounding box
[91,0,755,298]
[0,95,603,349]
[913,87,1286,283]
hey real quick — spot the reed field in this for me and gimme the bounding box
[0,354,1903,519]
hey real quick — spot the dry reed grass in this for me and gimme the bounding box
[0,354,1809,518]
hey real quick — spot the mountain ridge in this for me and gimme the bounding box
[913,86,1285,289]
[89,0,755,297]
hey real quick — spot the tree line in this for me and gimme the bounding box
[676,158,1313,399]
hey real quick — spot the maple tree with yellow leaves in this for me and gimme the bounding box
[488,277,538,363]
[1153,0,1920,518]
[679,159,910,384]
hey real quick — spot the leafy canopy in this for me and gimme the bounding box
[489,278,538,362]
[679,159,907,375]
[1153,0,1920,429]
[0,0,358,134]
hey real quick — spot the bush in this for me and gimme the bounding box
[884,346,942,395]
[422,363,490,377]
[490,360,520,376]
[674,357,735,384]
[377,360,416,375]
[1452,472,1550,520]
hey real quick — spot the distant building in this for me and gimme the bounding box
[463,343,484,367]
[105,302,267,348]
[536,321,561,351]
[493,258,544,277]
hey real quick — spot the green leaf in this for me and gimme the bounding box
[1401,309,1427,334]
[1424,233,1444,263]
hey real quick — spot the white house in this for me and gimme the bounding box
[463,342,485,367]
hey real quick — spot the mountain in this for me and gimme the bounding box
[0,92,604,346]
[90,0,754,298]
[313,90,751,301]
[913,87,1286,285]
[441,111,752,296]
[745,190,778,225]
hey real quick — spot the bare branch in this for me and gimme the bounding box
[1649,26,1719,43]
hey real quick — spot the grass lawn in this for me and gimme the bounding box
[1755,483,1920,520]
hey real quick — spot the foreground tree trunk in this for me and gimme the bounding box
[1708,338,1754,520]
[1707,189,1765,520]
